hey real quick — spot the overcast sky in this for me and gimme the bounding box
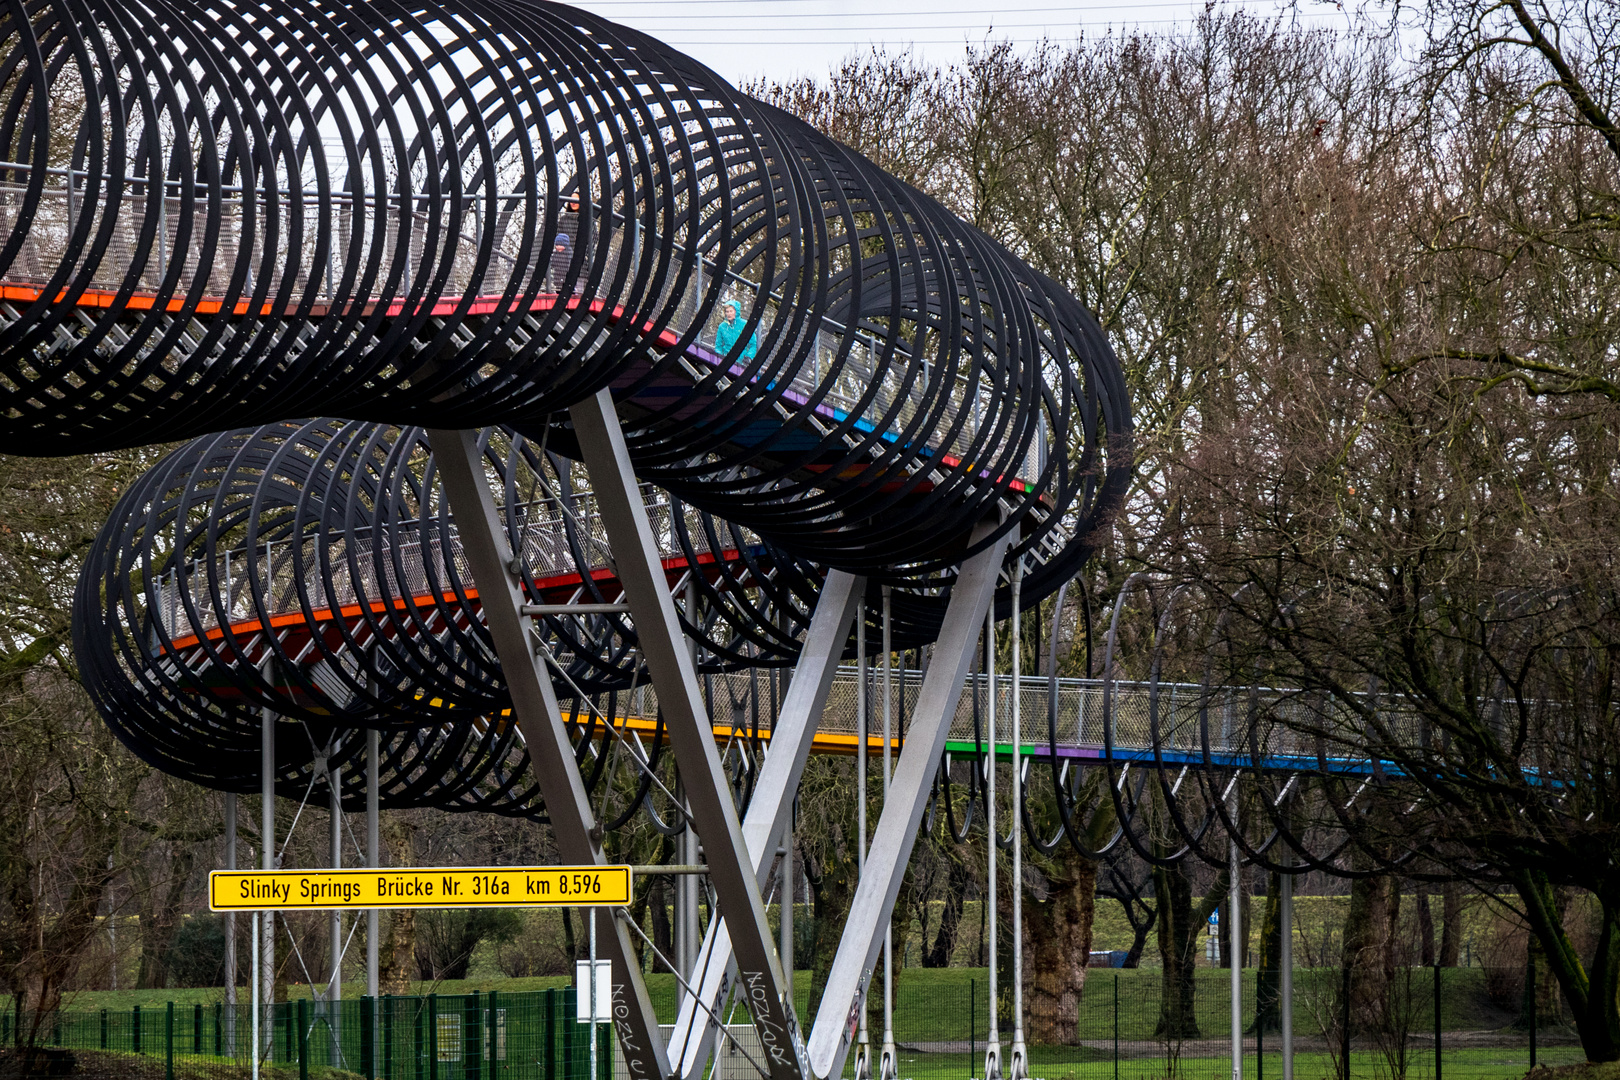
[561,0,1367,87]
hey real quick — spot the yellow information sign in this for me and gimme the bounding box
[208,866,631,911]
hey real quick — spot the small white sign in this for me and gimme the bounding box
[575,959,612,1022]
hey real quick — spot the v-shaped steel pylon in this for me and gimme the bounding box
[429,426,672,1080]
[572,389,812,1080]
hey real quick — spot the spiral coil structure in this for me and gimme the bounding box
[0,0,1128,594]
[73,417,921,817]
[0,0,1129,844]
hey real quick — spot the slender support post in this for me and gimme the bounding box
[571,391,808,1080]
[251,914,260,1080]
[297,999,310,1080]
[1280,873,1293,1080]
[589,910,599,1080]
[1112,975,1119,1080]
[676,776,694,1008]
[854,603,869,1080]
[1008,562,1026,1080]
[367,728,380,1000]
[678,581,700,1009]
[780,830,793,1001]
[879,586,896,1080]
[1434,962,1442,1080]
[1230,833,1242,1080]
[1529,951,1537,1067]
[225,794,237,1055]
[667,572,863,1080]
[1340,959,1351,1080]
[261,702,276,1070]
[806,523,1008,1080]
[329,754,343,1064]
[427,426,670,1080]
[683,804,699,982]
[983,607,1001,1080]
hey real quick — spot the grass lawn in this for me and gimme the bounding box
[880,1047,1585,1080]
[0,1047,362,1079]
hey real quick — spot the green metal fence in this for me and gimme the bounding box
[0,968,1586,1080]
[0,987,614,1080]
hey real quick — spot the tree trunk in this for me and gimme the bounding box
[1439,882,1462,967]
[380,910,416,994]
[378,815,417,994]
[1255,872,1281,1034]
[1123,914,1152,969]
[137,843,195,990]
[1341,873,1399,1036]
[1514,868,1620,1062]
[925,847,969,968]
[1418,888,1435,968]
[650,879,674,974]
[1153,861,1200,1039]
[1024,847,1096,1043]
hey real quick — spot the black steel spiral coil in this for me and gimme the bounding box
[0,0,1139,839]
[73,417,943,816]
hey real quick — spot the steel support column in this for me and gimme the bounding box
[667,571,863,1080]
[328,754,343,1064]
[806,521,1008,1080]
[367,728,379,999]
[780,835,792,998]
[260,703,275,1069]
[572,389,811,1080]
[329,756,343,1004]
[427,427,671,1080]
[854,602,870,1080]
[1008,560,1027,1080]
[1280,872,1293,1080]
[983,607,1001,1080]
[878,587,896,1080]
[224,793,237,1055]
[1230,832,1243,1080]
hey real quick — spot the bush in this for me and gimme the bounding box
[495,910,570,978]
[165,914,242,988]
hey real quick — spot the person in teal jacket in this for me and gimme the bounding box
[714,299,758,361]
